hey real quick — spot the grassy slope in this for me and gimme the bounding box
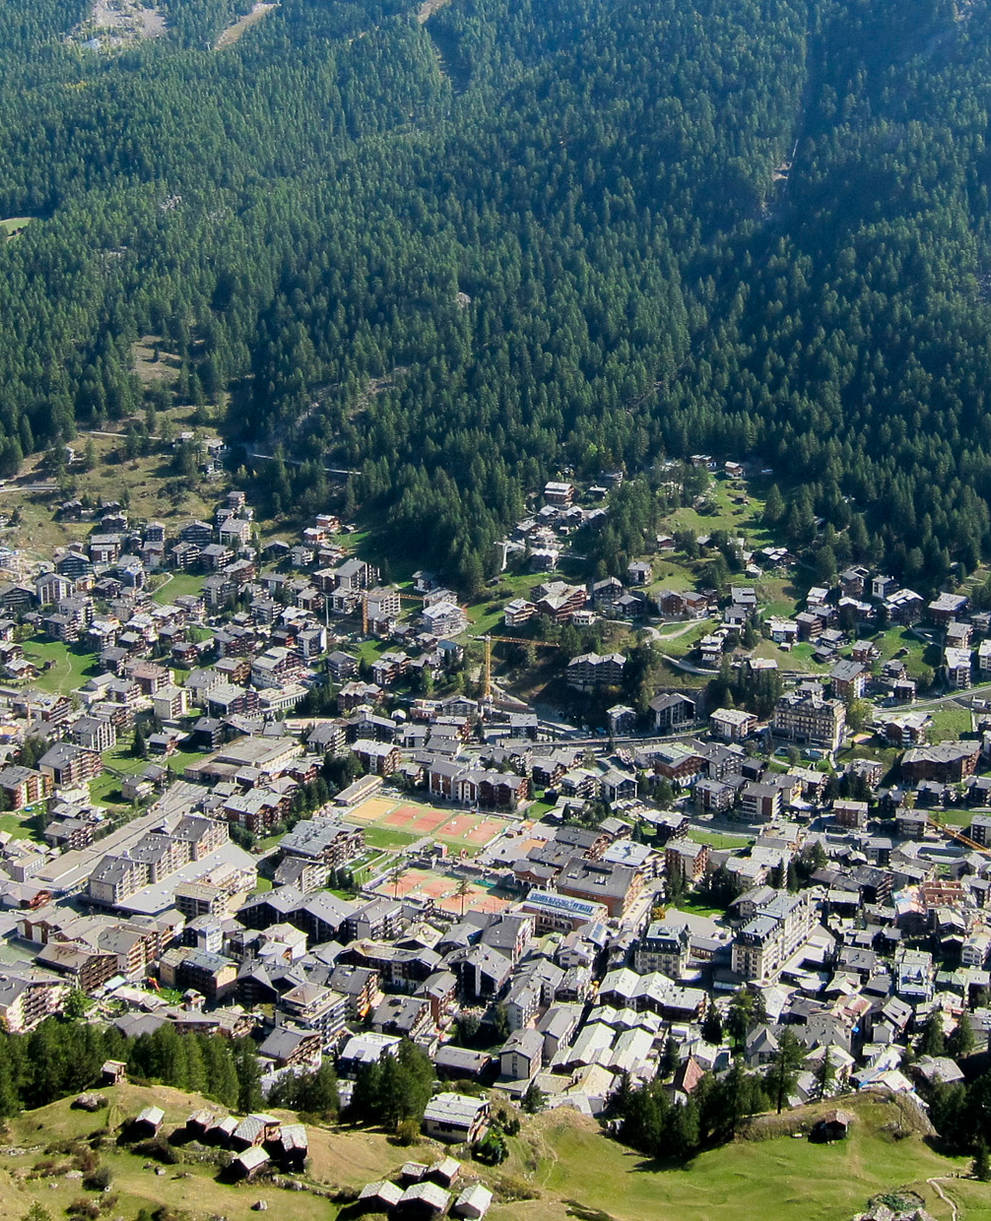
[2,1085,987,1221]
[525,1096,985,1221]
[0,404,226,564]
[20,637,100,694]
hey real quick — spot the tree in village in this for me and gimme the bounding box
[726,987,767,1047]
[918,1011,946,1058]
[810,1048,836,1101]
[522,1081,546,1114]
[701,1007,723,1045]
[947,1013,975,1061]
[767,1029,804,1113]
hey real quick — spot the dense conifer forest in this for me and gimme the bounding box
[1,0,990,587]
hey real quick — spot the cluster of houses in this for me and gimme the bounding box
[357,1152,493,1219]
[107,1085,310,1180]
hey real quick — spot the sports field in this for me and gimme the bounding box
[344,792,510,855]
[371,862,513,915]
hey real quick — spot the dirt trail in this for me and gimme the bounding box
[927,1177,959,1221]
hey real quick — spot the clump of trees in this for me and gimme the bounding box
[346,1039,434,1131]
[0,1019,265,1118]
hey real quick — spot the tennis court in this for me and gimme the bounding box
[378,864,510,915]
[346,793,511,853]
[345,796,396,823]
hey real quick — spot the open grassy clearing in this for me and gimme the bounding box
[929,704,974,742]
[872,625,933,681]
[132,336,182,386]
[151,571,206,603]
[931,808,974,828]
[87,771,129,808]
[465,570,563,637]
[525,1095,976,1221]
[0,216,34,237]
[0,406,228,563]
[361,824,419,850]
[751,636,825,672]
[686,829,752,849]
[355,637,390,664]
[673,896,723,917]
[215,1,279,48]
[21,636,100,694]
[89,741,209,809]
[654,618,715,659]
[647,559,698,592]
[0,812,41,840]
[664,475,772,546]
[758,573,806,617]
[652,618,708,639]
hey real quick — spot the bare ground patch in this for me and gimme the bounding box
[76,0,166,46]
[417,0,452,22]
[215,2,278,49]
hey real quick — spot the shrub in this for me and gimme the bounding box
[492,1174,539,1201]
[66,1199,100,1220]
[83,1165,111,1191]
[393,1118,420,1147]
[135,1137,180,1164]
[473,1132,508,1165]
[73,1147,99,1174]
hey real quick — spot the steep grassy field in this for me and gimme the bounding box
[0,1084,986,1221]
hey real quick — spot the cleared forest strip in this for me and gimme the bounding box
[215,1,277,49]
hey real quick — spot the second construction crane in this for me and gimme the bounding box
[482,633,560,701]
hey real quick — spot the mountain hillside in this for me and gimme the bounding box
[0,0,989,584]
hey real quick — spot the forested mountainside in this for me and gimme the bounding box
[1,0,990,586]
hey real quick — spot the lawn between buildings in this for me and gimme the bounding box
[89,741,210,809]
[928,703,974,742]
[21,636,99,694]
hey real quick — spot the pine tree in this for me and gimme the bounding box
[947,1014,975,1060]
[522,1081,545,1114]
[918,1012,945,1058]
[702,1007,723,1045]
[763,484,784,526]
[811,1049,836,1101]
[233,1038,263,1114]
[201,1037,239,1108]
[767,1029,804,1113]
[132,723,147,759]
[973,1139,990,1182]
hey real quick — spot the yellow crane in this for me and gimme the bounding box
[482,633,560,701]
[361,589,425,634]
[926,815,991,855]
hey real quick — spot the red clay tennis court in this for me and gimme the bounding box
[377,866,510,914]
[346,793,515,852]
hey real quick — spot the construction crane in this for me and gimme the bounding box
[361,589,425,635]
[926,815,991,855]
[482,633,560,701]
